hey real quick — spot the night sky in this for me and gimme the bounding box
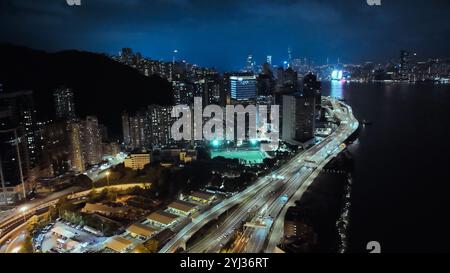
[1,0,450,71]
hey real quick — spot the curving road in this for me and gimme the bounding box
[0,153,128,251]
[239,98,358,253]
[241,98,358,253]
[161,97,359,253]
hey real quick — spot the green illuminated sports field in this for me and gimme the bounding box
[211,149,268,164]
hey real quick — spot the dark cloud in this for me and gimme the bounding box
[1,0,450,70]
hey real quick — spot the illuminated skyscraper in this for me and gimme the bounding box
[39,121,70,176]
[230,75,257,100]
[0,111,24,186]
[246,54,254,72]
[122,111,131,147]
[122,106,174,150]
[173,80,194,105]
[129,112,146,150]
[67,121,85,173]
[266,56,273,66]
[203,77,221,105]
[302,73,322,108]
[0,110,28,203]
[276,68,298,93]
[282,93,316,143]
[288,47,293,67]
[0,90,39,168]
[290,58,302,72]
[82,116,102,165]
[173,49,178,64]
[148,105,173,148]
[262,62,271,76]
[400,50,410,80]
[258,64,275,96]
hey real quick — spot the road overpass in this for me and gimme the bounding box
[160,97,359,253]
[0,183,146,249]
[242,98,358,253]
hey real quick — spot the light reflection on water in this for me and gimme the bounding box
[321,82,450,252]
[330,80,344,98]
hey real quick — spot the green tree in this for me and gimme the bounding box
[56,197,76,217]
[47,205,58,222]
[105,189,117,202]
[22,234,34,253]
[73,174,93,188]
[26,215,40,235]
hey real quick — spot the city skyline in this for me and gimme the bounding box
[1,43,448,139]
[1,0,450,70]
[1,0,450,258]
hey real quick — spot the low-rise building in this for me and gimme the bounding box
[81,203,131,219]
[150,229,176,251]
[104,236,134,253]
[167,200,197,216]
[179,150,197,163]
[187,191,215,204]
[146,211,179,228]
[152,149,197,164]
[0,179,33,204]
[0,184,25,205]
[124,153,151,170]
[126,223,157,241]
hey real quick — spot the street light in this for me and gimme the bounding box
[106,171,110,188]
[19,206,28,223]
[211,139,220,148]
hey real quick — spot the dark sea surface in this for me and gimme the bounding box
[321,81,450,252]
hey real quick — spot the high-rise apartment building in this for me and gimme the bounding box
[122,111,131,147]
[282,93,316,143]
[82,116,102,166]
[67,121,85,173]
[147,105,173,148]
[302,73,322,108]
[0,90,39,169]
[129,112,147,151]
[39,121,70,176]
[173,80,194,105]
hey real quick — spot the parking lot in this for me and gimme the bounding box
[37,221,106,253]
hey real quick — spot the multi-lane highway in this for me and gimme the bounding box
[159,144,318,253]
[242,99,358,253]
[0,98,357,254]
[160,97,359,253]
